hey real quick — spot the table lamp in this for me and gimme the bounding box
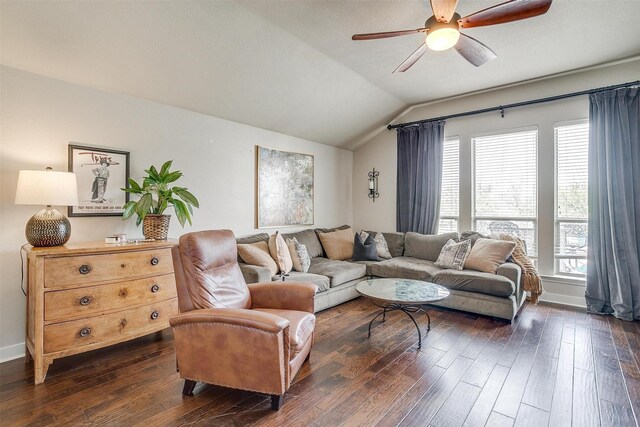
[15,167,79,247]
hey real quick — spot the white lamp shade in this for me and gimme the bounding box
[15,169,79,206]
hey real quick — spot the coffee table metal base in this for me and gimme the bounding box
[367,301,431,349]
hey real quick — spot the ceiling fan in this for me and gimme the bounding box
[352,0,553,72]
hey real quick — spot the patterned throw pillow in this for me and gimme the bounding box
[286,237,311,273]
[435,239,472,270]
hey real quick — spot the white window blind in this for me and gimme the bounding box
[473,129,538,255]
[439,137,459,233]
[555,121,589,276]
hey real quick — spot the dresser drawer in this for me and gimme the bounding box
[44,274,177,322]
[44,248,173,288]
[44,298,178,354]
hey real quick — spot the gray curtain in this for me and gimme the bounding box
[396,121,445,234]
[586,87,640,321]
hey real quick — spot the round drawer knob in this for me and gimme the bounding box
[79,327,91,337]
[150,284,160,293]
[150,311,159,320]
[150,257,159,266]
[79,296,92,306]
[120,319,127,327]
[79,265,92,275]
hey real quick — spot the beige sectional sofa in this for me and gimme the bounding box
[237,227,526,322]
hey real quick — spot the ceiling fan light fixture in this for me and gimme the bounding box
[426,28,460,51]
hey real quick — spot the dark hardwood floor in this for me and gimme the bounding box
[1,298,639,426]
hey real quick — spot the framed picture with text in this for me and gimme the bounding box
[68,144,130,217]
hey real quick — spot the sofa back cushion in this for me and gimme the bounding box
[404,232,459,261]
[364,231,405,258]
[282,229,324,259]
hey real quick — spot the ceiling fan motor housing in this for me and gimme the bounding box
[425,12,461,32]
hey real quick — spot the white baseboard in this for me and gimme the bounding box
[0,342,25,363]
[539,292,586,308]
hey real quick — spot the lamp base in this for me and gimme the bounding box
[26,206,71,247]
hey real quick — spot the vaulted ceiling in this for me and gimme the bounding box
[3,1,640,149]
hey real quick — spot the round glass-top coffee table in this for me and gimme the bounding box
[356,278,450,349]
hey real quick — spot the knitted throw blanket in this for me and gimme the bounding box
[500,234,543,304]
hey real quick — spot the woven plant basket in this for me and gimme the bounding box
[143,214,171,240]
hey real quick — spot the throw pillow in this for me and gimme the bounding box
[352,233,379,261]
[374,232,392,259]
[317,227,354,260]
[286,237,311,272]
[464,238,517,274]
[268,231,293,274]
[237,241,278,276]
[435,239,472,270]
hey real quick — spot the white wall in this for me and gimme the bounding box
[353,59,640,307]
[0,66,353,361]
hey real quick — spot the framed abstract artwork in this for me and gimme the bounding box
[68,144,130,217]
[256,146,314,228]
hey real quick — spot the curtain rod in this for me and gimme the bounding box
[387,80,640,130]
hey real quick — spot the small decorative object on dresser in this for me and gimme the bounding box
[121,160,199,240]
[24,240,178,384]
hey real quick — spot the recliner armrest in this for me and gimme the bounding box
[170,307,289,333]
[248,282,317,313]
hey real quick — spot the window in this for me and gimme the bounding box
[473,129,538,255]
[438,137,459,233]
[555,121,589,276]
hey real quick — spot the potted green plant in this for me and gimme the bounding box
[122,160,199,240]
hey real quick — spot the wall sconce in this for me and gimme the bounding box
[368,168,379,202]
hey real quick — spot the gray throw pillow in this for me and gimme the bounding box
[286,237,311,273]
[435,239,472,270]
[352,233,379,261]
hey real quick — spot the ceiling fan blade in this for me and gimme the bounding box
[352,28,426,40]
[454,33,497,67]
[393,43,428,73]
[430,0,459,23]
[459,0,552,28]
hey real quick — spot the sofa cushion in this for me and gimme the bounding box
[366,231,405,258]
[315,224,350,234]
[277,271,330,292]
[460,231,489,247]
[353,233,379,261]
[350,260,379,277]
[404,232,459,261]
[369,256,444,281]
[282,229,324,259]
[318,228,354,261]
[309,257,366,287]
[433,269,515,297]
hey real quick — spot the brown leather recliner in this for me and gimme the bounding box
[169,230,317,410]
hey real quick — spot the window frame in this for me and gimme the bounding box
[438,136,460,233]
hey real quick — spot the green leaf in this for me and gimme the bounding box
[122,201,137,220]
[159,160,173,177]
[128,178,142,192]
[164,171,183,184]
[174,188,200,208]
[136,193,153,220]
[172,199,190,227]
